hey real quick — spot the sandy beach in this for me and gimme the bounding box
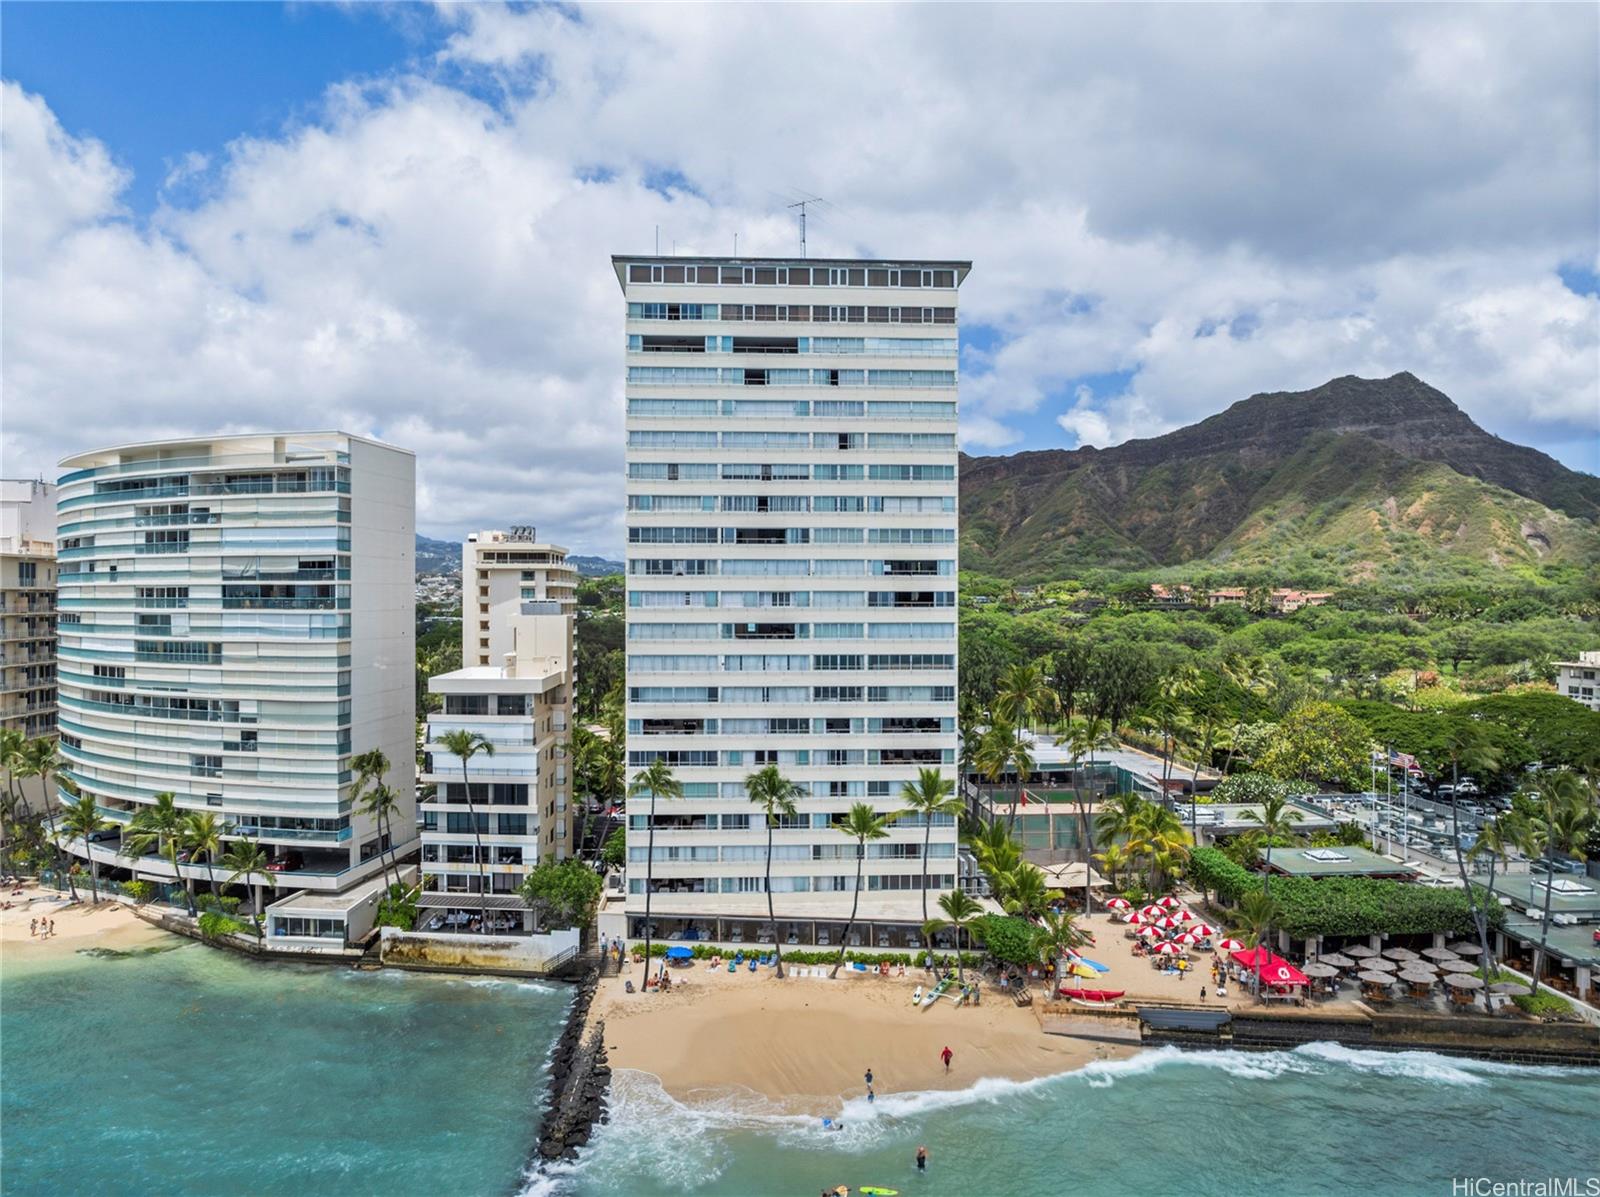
[590,961,1136,1112]
[0,883,173,960]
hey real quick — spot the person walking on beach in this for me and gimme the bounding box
[940,1045,953,1071]
[29,918,37,937]
[916,1146,928,1173]
[864,1067,873,1087]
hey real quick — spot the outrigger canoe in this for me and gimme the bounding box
[919,975,954,1009]
[1059,987,1125,1005]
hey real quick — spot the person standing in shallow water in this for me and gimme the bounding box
[916,1146,928,1172]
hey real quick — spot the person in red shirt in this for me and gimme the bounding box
[940,1045,953,1071]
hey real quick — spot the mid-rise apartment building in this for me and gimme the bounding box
[1557,650,1600,711]
[463,529,578,666]
[0,480,58,749]
[617,255,968,947]
[421,601,574,931]
[54,433,416,928]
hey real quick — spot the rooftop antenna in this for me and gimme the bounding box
[776,191,830,258]
[654,224,659,254]
[734,232,738,256]
[788,197,816,257]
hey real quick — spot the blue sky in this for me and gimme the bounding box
[3,3,1595,549]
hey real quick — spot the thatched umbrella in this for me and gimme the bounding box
[1364,956,1398,971]
[1382,946,1419,962]
[1303,962,1340,978]
[1358,970,1397,984]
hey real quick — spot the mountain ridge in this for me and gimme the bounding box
[959,373,1600,580]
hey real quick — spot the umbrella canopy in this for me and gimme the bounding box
[1140,904,1165,918]
[1175,931,1204,945]
[1155,942,1183,955]
[1443,973,1485,989]
[1302,962,1340,978]
[1382,947,1419,962]
[1189,923,1217,937]
[1216,937,1245,951]
[1446,941,1483,956]
[1125,911,1149,925]
[1438,959,1476,974]
[1157,916,1187,929]
[1318,953,1356,969]
[1364,956,1397,970]
[1345,944,1378,958]
[1421,947,1459,962]
[665,946,694,960]
[1104,897,1132,911]
[1398,970,1437,985]
[1358,970,1397,984]
[1138,925,1164,938]
[1230,947,1309,986]
[1157,895,1183,909]
[1489,981,1526,995]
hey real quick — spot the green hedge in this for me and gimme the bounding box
[638,943,982,967]
[973,915,1038,966]
[1187,846,1500,939]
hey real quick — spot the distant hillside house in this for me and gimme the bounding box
[1152,584,1332,613]
[1556,651,1600,711]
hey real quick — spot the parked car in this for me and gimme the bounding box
[267,850,304,872]
[1457,778,1481,796]
[1437,784,1455,799]
[86,827,121,843]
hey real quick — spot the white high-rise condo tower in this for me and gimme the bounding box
[616,255,969,949]
[55,432,416,944]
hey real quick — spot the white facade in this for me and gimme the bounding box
[1557,651,1600,711]
[421,604,574,930]
[617,255,968,939]
[0,480,58,742]
[54,432,416,892]
[463,529,578,667]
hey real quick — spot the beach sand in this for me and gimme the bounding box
[0,884,172,960]
[591,961,1135,1111]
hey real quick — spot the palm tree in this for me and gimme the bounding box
[1220,654,1269,775]
[993,662,1059,734]
[1468,815,1514,978]
[1092,843,1130,892]
[627,759,682,985]
[830,802,892,978]
[349,747,394,889]
[436,729,497,933]
[1513,772,1597,997]
[123,792,192,914]
[1129,803,1192,893]
[1183,705,1223,831]
[922,888,983,982]
[221,837,277,932]
[1240,793,1299,993]
[182,812,226,903]
[1440,724,1501,973]
[1068,715,1116,914]
[0,727,28,823]
[359,781,403,898]
[18,738,68,896]
[973,720,1032,834]
[60,793,108,903]
[745,764,803,979]
[967,820,1021,889]
[897,768,962,926]
[1237,889,1279,950]
[1032,909,1089,995]
[1000,863,1050,920]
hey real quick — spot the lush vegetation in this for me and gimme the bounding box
[517,859,604,929]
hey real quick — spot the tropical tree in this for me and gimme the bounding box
[182,812,226,900]
[1466,815,1514,978]
[1068,715,1116,915]
[967,820,1022,889]
[745,764,804,979]
[221,837,277,927]
[1236,889,1281,998]
[1512,772,1597,997]
[627,758,682,984]
[17,738,68,895]
[999,862,1050,920]
[897,768,962,926]
[123,793,193,914]
[993,661,1059,733]
[1032,908,1089,995]
[358,781,403,898]
[974,720,1034,836]
[1240,792,1301,855]
[1220,654,1269,775]
[1127,802,1192,893]
[436,729,497,933]
[830,802,892,978]
[1441,723,1502,974]
[60,793,108,903]
[922,888,983,982]
[1092,843,1130,892]
[0,727,28,823]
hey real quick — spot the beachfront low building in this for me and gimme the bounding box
[54,432,416,945]
[420,602,573,932]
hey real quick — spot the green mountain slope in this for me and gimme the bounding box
[960,373,1600,581]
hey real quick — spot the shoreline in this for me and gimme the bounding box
[587,964,1136,1113]
[0,884,175,963]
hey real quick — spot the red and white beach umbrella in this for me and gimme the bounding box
[1174,931,1203,944]
[1172,909,1197,923]
[1157,896,1182,909]
[1216,937,1245,951]
[1157,916,1185,928]
[1155,941,1183,955]
[1125,911,1148,925]
[1188,924,1217,937]
[1138,925,1164,938]
[1140,904,1165,918]
[1104,897,1131,911]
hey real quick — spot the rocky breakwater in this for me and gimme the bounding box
[536,969,611,1161]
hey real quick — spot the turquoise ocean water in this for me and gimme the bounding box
[4,938,1597,1197]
